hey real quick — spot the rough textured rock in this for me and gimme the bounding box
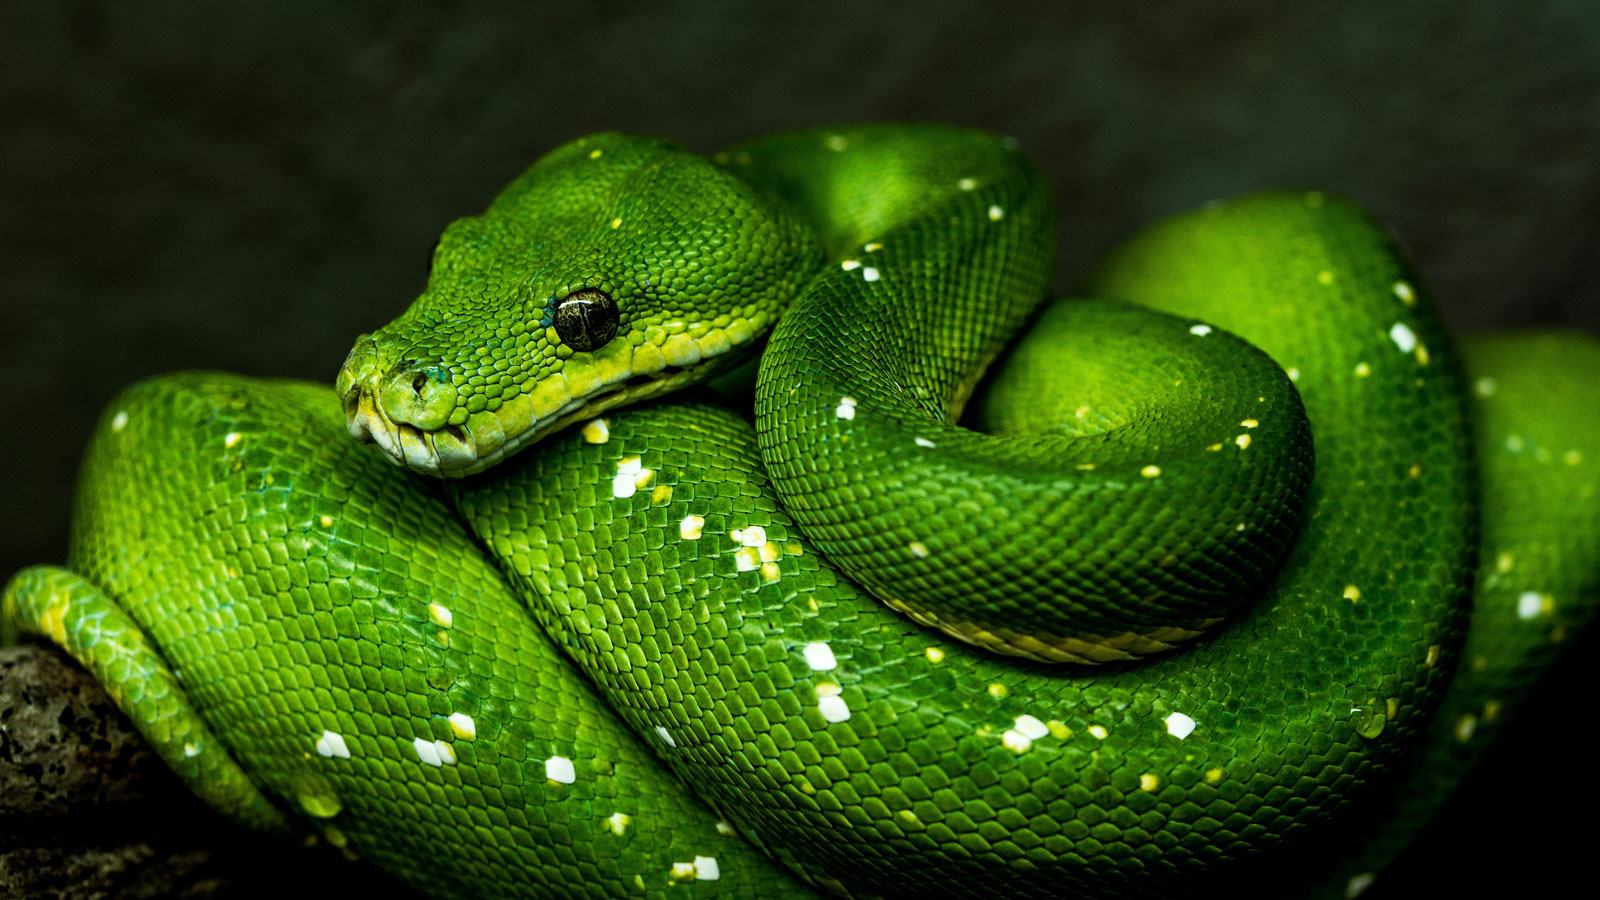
[0,643,412,900]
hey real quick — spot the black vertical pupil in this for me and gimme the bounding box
[553,289,618,352]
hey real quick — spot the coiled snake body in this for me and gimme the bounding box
[6,125,1598,899]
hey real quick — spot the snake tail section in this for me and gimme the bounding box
[2,564,291,832]
[15,373,817,900]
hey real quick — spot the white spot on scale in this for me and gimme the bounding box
[803,642,837,671]
[862,267,880,282]
[1235,434,1252,450]
[816,683,850,722]
[581,419,610,443]
[957,177,977,191]
[915,437,936,448]
[693,856,720,881]
[732,525,766,548]
[606,812,631,835]
[825,134,848,151]
[1163,712,1196,739]
[655,725,677,747]
[224,432,242,448]
[1189,324,1212,336]
[840,259,861,271]
[412,737,443,766]
[110,411,128,432]
[987,205,1004,221]
[1392,281,1416,306]
[1517,591,1547,620]
[545,755,576,784]
[448,713,476,741]
[1346,872,1377,898]
[908,541,930,558]
[183,741,202,757]
[1474,377,1498,397]
[428,603,453,628]
[1013,715,1049,740]
[1001,729,1033,753]
[316,730,351,759]
[680,515,705,540]
[835,397,858,420]
[1388,323,1418,353]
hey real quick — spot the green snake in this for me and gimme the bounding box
[5,124,1597,899]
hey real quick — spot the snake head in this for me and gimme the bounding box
[337,132,822,477]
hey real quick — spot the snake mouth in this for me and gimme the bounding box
[343,360,719,478]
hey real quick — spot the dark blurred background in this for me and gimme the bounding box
[2,0,1594,896]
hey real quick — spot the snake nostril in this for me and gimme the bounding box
[412,373,429,395]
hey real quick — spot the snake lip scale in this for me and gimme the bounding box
[343,360,707,477]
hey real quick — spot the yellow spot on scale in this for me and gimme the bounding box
[1139,774,1160,792]
[588,148,602,159]
[1240,419,1259,428]
[1235,434,1252,450]
[679,515,705,540]
[864,242,883,252]
[224,432,242,448]
[957,177,977,190]
[1386,698,1399,721]
[1393,281,1416,306]
[1343,585,1362,602]
[924,647,945,663]
[1316,270,1334,285]
[1206,443,1223,452]
[1205,768,1225,784]
[908,541,930,559]
[987,683,1008,699]
[1141,465,1162,477]
[1047,720,1072,739]
[1088,725,1109,740]
[1483,700,1502,722]
[988,204,1004,221]
[610,217,622,229]
[670,862,697,883]
[1425,644,1441,668]
[1495,552,1514,573]
[606,812,631,836]
[1354,362,1371,377]
[1474,377,1498,397]
[1408,463,1422,478]
[1454,714,1477,742]
[651,484,673,505]
[1076,462,1096,471]
[1566,449,1584,466]
[319,514,335,528]
[760,562,781,584]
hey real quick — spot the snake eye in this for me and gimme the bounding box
[552,288,619,352]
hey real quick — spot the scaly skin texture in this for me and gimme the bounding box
[4,125,1597,899]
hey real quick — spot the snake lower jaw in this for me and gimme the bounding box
[346,364,715,477]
